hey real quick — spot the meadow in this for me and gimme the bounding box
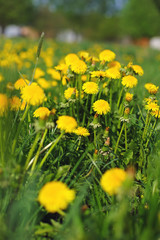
[0,35,160,240]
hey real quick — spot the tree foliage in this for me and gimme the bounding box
[0,0,35,29]
[121,0,160,38]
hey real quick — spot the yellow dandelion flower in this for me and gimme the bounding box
[6,82,14,90]
[21,82,46,106]
[57,115,77,133]
[100,168,127,195]
[55,64,68,74]
[38,181,75,213]
[64,87,78,100]
[91,71,106,78]
[82,82,99,94]
[144,98,154,104]
[78,51,89,60]
[81,75,87,81]
[70,60,87,74]
[99,49,116,62]
[65,53,79,66]
[107,61,121,69]
[122,75,138,88]
[86,56,99,63]
[0,74,4,82]
[9,96,21,111]
[0,93,8,116]
[20,101,27,111]
[47,69,61,80]
[127,62,133,68]
[106,67,121,79]
[144,83,159,95]
[145,102,159,112]
[33,107,50,120]
[37,78,51,89]
[151,109,160,118]
[51,81,58,87]
[14,78,29,90]
[62,75,68,86]
[74,127,90,137]
[125,93,133,102]
[131,65,144,76]
[34,68,45,79]
[93,99,110,115]
[50,108,56,115]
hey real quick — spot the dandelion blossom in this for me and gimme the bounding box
[64,87,78,100]
[82,82,99,94]
[93,99,110,115]
[91,71,106,78]
[145,83,159,95]
[47,69,61,80]
[0,93,8,116]
[74,127,90,137]
[21,82,46,106]
[145,102,159,112]
[106,67,121,79]
[38,181,75,213]
[122,75,138,88]
[131,65,144,76]
[65,53,79,66]
[33,107,50,120]
[125,93,133,102]
[55,64,68,74]
[99,49,116,62]
[9,96,21,111]
[37,78,51,89]
[107,61,121,69]
[70,60,87,74]
[100,168,127,195]
[34,68,45,79]
[14,78,29,90]
[57,115,77,133]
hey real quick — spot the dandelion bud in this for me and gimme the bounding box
[124,107,130,115]
[104,137,110,146]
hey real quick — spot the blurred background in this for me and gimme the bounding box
[0,0,160,47]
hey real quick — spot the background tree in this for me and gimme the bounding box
[0,0,35,32]
[120,0,160,38]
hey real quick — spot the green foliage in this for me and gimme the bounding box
[121,0,160,38]
[0,0,35,29]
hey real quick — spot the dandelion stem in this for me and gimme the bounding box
[142,111,150,141]
[12,105,30,154]
[25,132,40,170]
[90,94,95,114]
[124,123,128,151]
[82,95,89,126]
[38,131,64,169]
[114,122,125,154]
[117,87,123,108]
[145,119,157,148]
[30,128,48,173]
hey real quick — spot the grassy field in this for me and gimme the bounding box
[0,37,160,240]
